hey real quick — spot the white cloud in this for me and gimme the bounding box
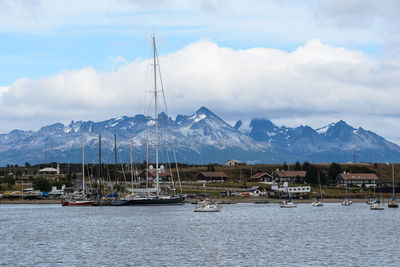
[2,39,400,144]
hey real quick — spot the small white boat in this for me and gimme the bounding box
[342,198,352,206]
[193,199,220,212]
[312,172,324,207]
[280,197,297,208]
[342,184,352,206]
[311,199,324,207]
[366,198,375,205]
[370,199,384,210]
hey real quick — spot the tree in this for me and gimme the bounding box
[33,177,52,192]
[302,161,311,171]
[207,164,215,172]
[305,165,318,185]
[1,175,15,189]
[328,163,342,182]
[25,162,31,168]
[294,161,301,171]
[283,161,288,171]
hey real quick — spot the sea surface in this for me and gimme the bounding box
[0,202,399,266]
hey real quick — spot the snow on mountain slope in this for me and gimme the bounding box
[0,107,399,165]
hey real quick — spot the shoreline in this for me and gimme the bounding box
[0,197,377,205]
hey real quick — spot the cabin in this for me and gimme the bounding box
[336,173,378,186]
[196,172,228,183]
[137,169,172,182]
[250,173,273,183]
[225,160,245,166]
[272,170,307,183]
[249,186,262,196]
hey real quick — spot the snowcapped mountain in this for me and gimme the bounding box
[0,107,399,165]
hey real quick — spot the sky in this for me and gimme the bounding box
[1,0,400,143]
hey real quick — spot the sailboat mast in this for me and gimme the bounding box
[98,134,102,196]
[81,129,85,194]
[114,134,117,191]
[153,36,160,196]
[392,162,395,198]
[146,131,149,189]
[130,136,134,191]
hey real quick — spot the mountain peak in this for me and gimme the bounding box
[196,106,214,115]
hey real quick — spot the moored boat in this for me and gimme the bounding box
[370,199,384,210]
[388,163,398,208]
[111,35,184,206]
[280,197,297,208]
[193,199,220,212]
[62,129,93,206]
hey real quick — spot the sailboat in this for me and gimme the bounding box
[280,165,297,208]
[388,162,398,208]
[193,183,220,212]
[61,129,93,206]
[370,169,384,210]
[111,36,184,206]
[341,183,352,206]
[311,171,324,207]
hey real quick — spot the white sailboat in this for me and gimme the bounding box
[62,129,93,206]
[311,171,324,207]
[388,162,398,208]
[370,169,384,210]
[342,183,352,206]
[193,199,220,212]
[280,165,297,208]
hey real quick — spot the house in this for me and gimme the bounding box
[272,170,307,183]
[137,169,172,182]
[196,172,228,183]
[250,173,273,183]
[249,186,262,196]
[336,173,378,186]
[225,160,245,166]
[39,167,59,174]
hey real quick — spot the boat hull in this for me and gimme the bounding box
[111,196,185,206]
[62,200,93,206]
[193,207,220,212]
[370,205,384,210]
[388,201,398,208]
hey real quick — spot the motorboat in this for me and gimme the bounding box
[193,199,220,212]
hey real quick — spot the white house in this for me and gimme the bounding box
[225,160,245,166]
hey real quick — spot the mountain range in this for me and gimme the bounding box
[1,106,399,165]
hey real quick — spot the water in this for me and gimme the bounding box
[1,203,399,266]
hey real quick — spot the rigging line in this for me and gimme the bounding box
[118,149,127,184]
[155,49,183,194]
[162,131,176,192]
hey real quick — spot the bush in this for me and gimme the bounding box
[33,177,51,192]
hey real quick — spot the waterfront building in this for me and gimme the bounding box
[196,172,228,182]
[272,170,307,183]
[250,172,273,183]
[335,172,378,187]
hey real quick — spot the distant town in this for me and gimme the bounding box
[1,159,398,203]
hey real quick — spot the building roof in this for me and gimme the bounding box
[138,169,172,177]
[338,173,378,180]
[250,172,270,179]
[39,167,58,173]
[197,172,228,178]
[226,159,243,164]
[273,170,306,178]
[249,186,260,191]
